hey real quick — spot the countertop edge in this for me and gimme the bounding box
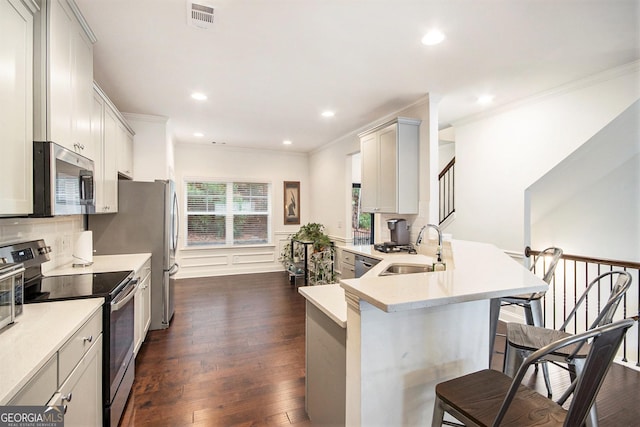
[298,285,347,328]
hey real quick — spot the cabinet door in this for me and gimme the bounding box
[360,133,378,212]
[377,124,397,213]
[0,0,34,215]
[49,334,102,427]
[117,123,134,178]
[102,105,119,212]
[91,89,105,211]
[48,0,74,149]
[71,23,93,157]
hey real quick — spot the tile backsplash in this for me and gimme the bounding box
[0,216,84,273]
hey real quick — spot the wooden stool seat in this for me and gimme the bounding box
[506,323,590,359]
[435,369,567,426]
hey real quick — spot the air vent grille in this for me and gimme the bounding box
[188,1,214,29]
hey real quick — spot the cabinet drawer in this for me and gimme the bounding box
[340,262,356,280]
[59,309,102,385]
[341,251,355,266]
[9,355,57,405]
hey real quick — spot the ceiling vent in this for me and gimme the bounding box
[187,1,214,29]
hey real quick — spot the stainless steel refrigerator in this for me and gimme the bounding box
[89,180,179,330]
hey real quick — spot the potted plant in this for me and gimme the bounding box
[280,223,336,285]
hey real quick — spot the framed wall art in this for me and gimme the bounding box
[283,181,300,225]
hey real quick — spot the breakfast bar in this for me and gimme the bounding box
[300,239,547,426]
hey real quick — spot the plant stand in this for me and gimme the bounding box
[287,239,334,286]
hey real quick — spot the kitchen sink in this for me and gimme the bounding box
[379,263,434,276]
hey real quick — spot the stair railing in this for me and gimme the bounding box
[439,157,455,224]
[527,247,640,367]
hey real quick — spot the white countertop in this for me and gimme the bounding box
[339,239,547,312]
[298,285,347,328]
[0,298,104,404]
[47,253,151,276]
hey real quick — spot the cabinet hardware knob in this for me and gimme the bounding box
[83,335,93,343]
[62,393,72,403]
[63,405,68,414]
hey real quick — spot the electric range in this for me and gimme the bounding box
[0,239,137,427]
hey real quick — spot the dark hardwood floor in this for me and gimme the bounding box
[120,272,639,426]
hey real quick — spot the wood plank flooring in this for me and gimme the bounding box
[120,272,640,426]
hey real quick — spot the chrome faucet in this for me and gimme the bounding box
[416,224,443,262]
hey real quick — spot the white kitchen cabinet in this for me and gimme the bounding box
[0,0,37,216]
[33,0,96,157]
[48,334,102,427]
[359,117,421,214]
[118,124,134,179]
[339,249,356,280]
[92,83,133,213]
[134,257,152,355]
[8,305,102,423]
[8,355,57,406]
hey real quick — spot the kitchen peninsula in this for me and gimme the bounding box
[300,239,548,426]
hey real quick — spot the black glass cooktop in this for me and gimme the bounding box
[24,270,133,303]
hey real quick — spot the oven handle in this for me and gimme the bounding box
[111,279,138,312]
[0,266,25,281]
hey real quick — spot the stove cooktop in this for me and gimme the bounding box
[24,270,133,303]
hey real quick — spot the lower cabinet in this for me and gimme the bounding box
[134,257,152,355]
[339,249,356,280]
[8,308,103,427]
[48,335,102,427]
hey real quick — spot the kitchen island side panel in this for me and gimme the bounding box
[347,298,489,427]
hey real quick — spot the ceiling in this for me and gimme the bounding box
[75,0,640,153]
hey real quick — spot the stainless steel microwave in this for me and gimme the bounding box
[32,142,95,217]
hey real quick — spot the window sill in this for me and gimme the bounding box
[180,243,276,251]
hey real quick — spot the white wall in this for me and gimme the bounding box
[0,216,84,273]
[123,113,175,182]
[174,143,309,278]
[309,95,439,245]
[447,63,640,253]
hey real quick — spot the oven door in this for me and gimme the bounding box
[109,278,137,401]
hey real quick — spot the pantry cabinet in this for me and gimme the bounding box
[33,0,96,157]
[0,0,37,216]
[359,117,421,214]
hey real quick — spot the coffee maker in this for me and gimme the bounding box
[374,218,411,253]
[387,218,409,245]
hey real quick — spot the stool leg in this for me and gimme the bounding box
[489,298,501,366]
[431,395,445,427]
[572,359,599,427]
[527,299,553,397]
[503,341,525,377]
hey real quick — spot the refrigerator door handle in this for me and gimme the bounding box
[167,263,179,276]
[171,192,179,255]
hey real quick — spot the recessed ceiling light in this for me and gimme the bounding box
[477,95,495,105]
[283,140,292,145]
[191,92,207,101]
[321,111,335,118]
[194,132,204,137]
[421,29,445,46]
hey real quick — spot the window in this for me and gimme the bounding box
[352,183,374,245]
[186,180,271,246]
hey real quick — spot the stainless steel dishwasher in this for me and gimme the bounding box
[354,254,381,278]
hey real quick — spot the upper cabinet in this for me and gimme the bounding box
[359,117,421,214]
[0,0,38,216]
[92,83,135,213]
[33,0,96,158]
